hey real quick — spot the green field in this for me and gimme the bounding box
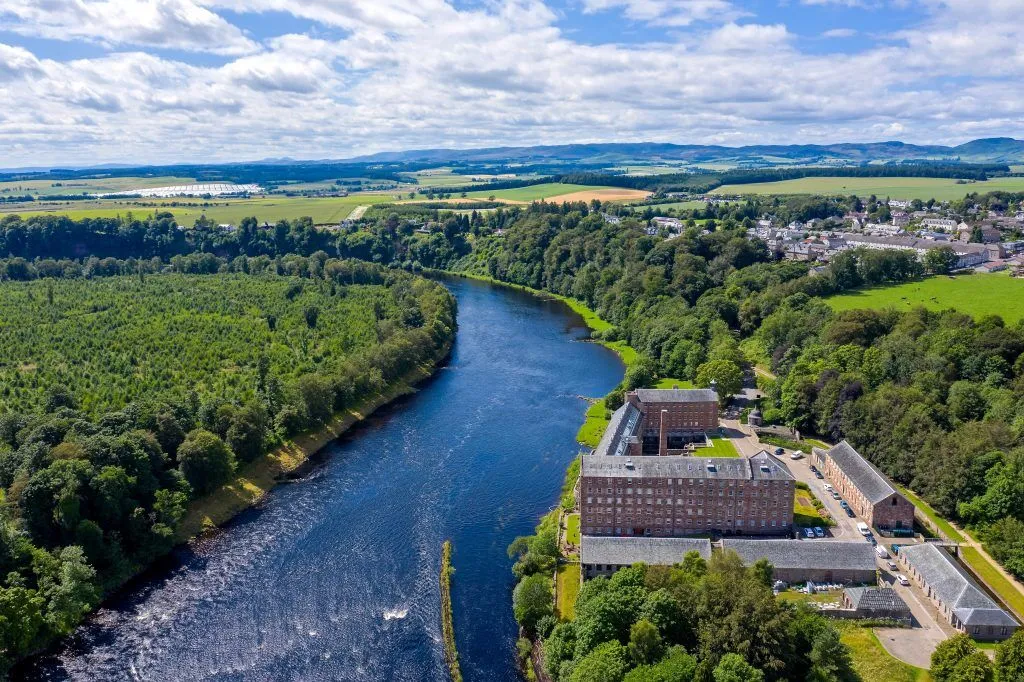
[711,176,1024,201]
[556,563,581,620]
[0,273,387,415]
[0,175,198,197]
[566,513,580,546]
[959,546,1024,620]
[464,183,609,202]
[703,437,740,457]
[0,193,398,225]
[837,623,932,682]
[826,274,1024,324]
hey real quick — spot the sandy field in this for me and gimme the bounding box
[543,188,651,203]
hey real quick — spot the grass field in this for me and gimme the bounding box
[464,183,612,202]
[0,175,197,197]
[0,193,399,225]
[896,485,965,542]
[794,488,832,527]
[826,274,1024,324]
[959,546,1024,620]
[556,563,581,620]
[837,623,932,682]
[711,176,1024,201]
[577,401,611,448]
[637,200,706,211]
[703,437,740,457]
[653,378,695,389]
[566,514,580,546]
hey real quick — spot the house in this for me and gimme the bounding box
[602,213,622,225]
[898,544,1018,641]
[976,260,1009,274]
[840,233,990,269]
[891,212,910,228]
[888,200,911,210]
[841,587,912,624]
[580,536,712,580]
[651,217,684,232]
[812,441,914,532]
[579,451,794,538]
[865,223,903,236]
[722,539,877,584]
[922,218,958,231]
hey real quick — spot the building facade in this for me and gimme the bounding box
[580,451,795,538]
[812,441,915,532]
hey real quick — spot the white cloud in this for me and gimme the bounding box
[0,0,1023,165]
[821,28,857,38]
[1,0,258,55]
[578,0,743,27]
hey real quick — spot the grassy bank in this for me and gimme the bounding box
[440,540,462,682]
[896,486,965,543]
[837,623,932,682]
[556,563,581,620]
[176,344,451,541]
[959,546,1024,620]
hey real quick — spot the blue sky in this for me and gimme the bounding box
[0,0,1021,166]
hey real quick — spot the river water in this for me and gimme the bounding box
[22,276,624,681]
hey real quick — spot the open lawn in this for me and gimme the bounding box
[0,193,398,225]
[566,514,580,546]
[837,623,932,682]
[556,563,581,620]
[794,487,833,527]
[775,590,841,605]
[711,176,1024,202]
[826,274,1024,325]
[959,546,1024,621]
[653,378,694,389]
[703,437,740,458]
[636,200,708,211]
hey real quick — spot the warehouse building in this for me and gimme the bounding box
[722,539,878,584]
[898,544,1018,641]
[812,441,914,532]
[842,587,912,624]
[595,387,720,458]
[580,451,795,538]
[580,536,712,580]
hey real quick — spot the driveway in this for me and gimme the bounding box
[875,566,956,668]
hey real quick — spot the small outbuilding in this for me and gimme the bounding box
[723,539,877,584]
[842,587,912,624]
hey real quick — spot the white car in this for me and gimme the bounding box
[887,560,898,571]
[790,450,804,460]
[897,574,910,586]
[823,483,833,492]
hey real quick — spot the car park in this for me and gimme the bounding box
[813,527,824,538]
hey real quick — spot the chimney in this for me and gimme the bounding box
[659,409,668,457]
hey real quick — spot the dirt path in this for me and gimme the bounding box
[348,205,370,220]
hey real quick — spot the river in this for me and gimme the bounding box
[22,276,624,681]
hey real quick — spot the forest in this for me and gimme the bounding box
[0,255,455,672]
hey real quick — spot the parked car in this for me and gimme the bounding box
[774,447,785,457]
[844,507,855,518]
[803,527,815,538]
[814,471,824,479]
[839,500,849,509]
[809,465,818,473]
[831,491,841,500]
[823,483,833,492]
[813,527,824,538]
[867,535,877,546]
[897,574,910,586]
[887,560,898,571]
[857,522,870,536]
[790,450,804,460]
[875,545,889,559]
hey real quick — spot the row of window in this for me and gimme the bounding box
[584,518,785,534]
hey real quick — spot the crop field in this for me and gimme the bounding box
[545,188,651,204]
[711,176,1024,201]
[0,193,399,225]
[639,200,706,211]
[826,273,1024,324]
[0,175,198,197]
[464,182,613,202]
[0,273,389,415]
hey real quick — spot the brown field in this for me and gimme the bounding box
[544,188,651,204]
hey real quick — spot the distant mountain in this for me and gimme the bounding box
[347,138,1024,165]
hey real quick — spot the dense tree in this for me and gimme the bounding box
[932,634,980,682]
[176,430,236,495]
[512,573,554,636]
[995,629,1024,682]
[713,653,764,682]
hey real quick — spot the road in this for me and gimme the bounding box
[717,422,952,668]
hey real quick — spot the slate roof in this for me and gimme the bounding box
[581,453,794,482]
[722,539,878,573]
[845,587,911,614]
[634,388,719,404]
[900,544,1018,628]
[594,403,642,458]
[816,441,897,505]
[581,536,712,566]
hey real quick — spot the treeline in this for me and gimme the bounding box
[0,260,455,672]
[511,548,852,682]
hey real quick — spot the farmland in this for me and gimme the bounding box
[0,193,399,225]
[710,176,1024,201]
[0,175,198,197]
[0,273,389,415]
[826,273,1024,324]
[464,182,621,202]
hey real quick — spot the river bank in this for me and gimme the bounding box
[176,338,453,542]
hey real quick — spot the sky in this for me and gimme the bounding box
[0,0,1022,167]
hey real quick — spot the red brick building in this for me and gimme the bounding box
[580,451,795,537]
[812,441,914,532]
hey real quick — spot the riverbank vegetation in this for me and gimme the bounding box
[0,249,455,672]
[440,540,462,682]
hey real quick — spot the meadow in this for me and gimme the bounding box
[710,176,1024,201]
[0,273,389,415]
[826,273,1024,324]
[0,193,399,225]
